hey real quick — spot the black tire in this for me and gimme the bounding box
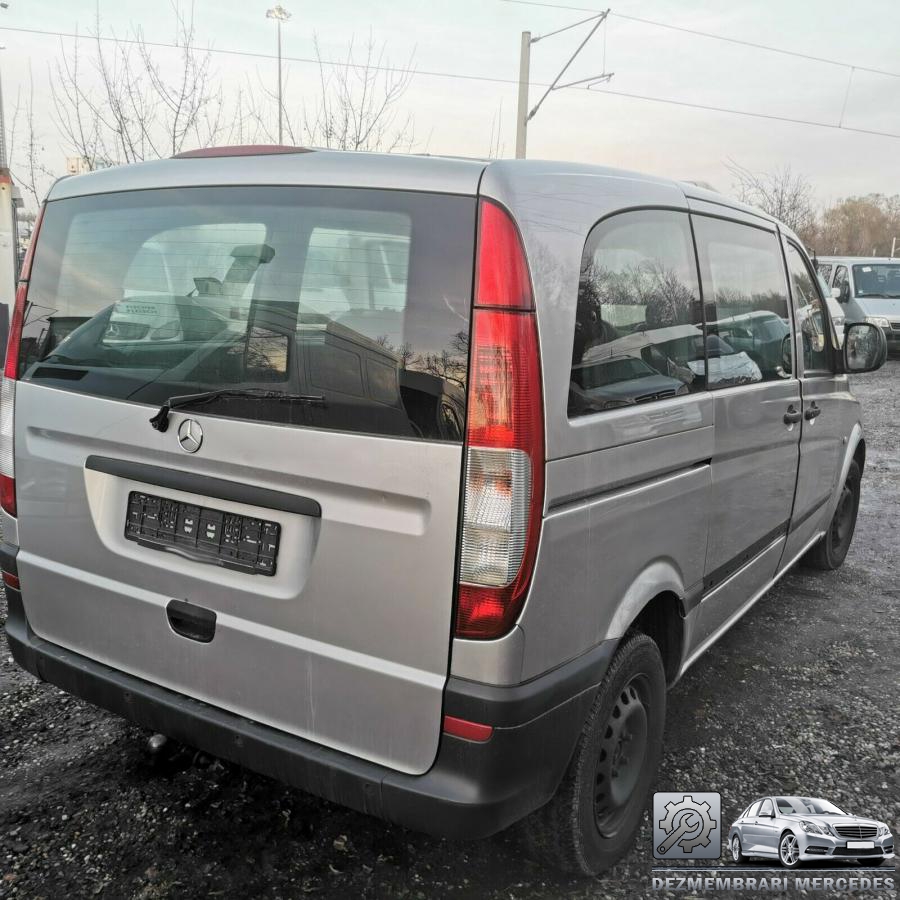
[803,459,861,570]
[778,831,803,869]
[730,834,747,864]
[520,631,666,875]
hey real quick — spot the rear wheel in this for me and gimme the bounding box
[520,632,666,875]
[731,834,747,863]
[803,459,861,570]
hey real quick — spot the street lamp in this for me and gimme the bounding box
[266,5,292,144]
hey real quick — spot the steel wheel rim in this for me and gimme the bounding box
[594,674,650,836]
[781,835,798,865]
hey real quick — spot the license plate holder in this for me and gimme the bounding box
[846,841,874,849]
[125,491,280,576]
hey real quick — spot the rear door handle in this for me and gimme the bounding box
[783,405,802,425]
[166,599,216,643]
[804,402,821,420]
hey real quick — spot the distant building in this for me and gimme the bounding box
[66,156,93,175]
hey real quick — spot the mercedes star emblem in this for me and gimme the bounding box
[177,418,203,453]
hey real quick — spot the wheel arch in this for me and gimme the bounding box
[853,437,866,474]
[827,423,865,522]
[603,561,687,686]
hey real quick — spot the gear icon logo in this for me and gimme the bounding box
[652,792,722,859]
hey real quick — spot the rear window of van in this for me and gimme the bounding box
[21,187,475,441]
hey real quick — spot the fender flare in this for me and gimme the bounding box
[825,422,864,524]
[602,558,686,641]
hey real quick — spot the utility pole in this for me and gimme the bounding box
[266,5,292,144]
[0,4,8,169]
[515,32,531,159]
[514,11,613,160]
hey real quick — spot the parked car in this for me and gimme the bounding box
[570,353,690,412]
[1,148,887,876]
[728,796,894,868]
[817,256,900,352]
[706,309,790,378]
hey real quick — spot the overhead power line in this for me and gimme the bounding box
[518,9,614,157]
[500,0,900,80]
[1,24,899,140]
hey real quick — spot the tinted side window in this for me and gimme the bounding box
[693,216,792,387]
[746,801,762,818]
[785,243,833,372]
[758,798,774,817]
[568,210,705,418]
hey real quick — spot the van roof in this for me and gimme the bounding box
[47,148,490,201]
[817,256,898,263]
[44,148,774,225]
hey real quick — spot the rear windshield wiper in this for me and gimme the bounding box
[149,389,326,432]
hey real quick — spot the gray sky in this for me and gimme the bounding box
[2,0,898,204]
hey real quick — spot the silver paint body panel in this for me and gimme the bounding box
[48,151,488,201]
[14,382,461,774]
[455,161,863,685]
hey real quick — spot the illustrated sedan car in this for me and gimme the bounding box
[728,796,894,868]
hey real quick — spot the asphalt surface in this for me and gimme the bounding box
[1,361,897,899]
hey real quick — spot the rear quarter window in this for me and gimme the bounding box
[568,209,706,418]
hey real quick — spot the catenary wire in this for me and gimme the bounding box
[499,0,900,80]
[1,24,898,140]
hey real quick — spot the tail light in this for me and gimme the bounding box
[1,204,45,517]
[455,200,544,640]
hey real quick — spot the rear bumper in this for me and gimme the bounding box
[2,561,614,839]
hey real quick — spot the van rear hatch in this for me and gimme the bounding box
[10,183,476,774]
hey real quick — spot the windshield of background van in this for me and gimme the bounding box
[20,187,475,441]
[852,263,900,298]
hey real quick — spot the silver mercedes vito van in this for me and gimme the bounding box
[1,147,887,875]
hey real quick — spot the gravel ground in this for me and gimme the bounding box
[1,362,897,899]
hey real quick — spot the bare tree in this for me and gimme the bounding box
[248,32,417,152]
[8,65,56,208]
[726,160,817,243]
[487,101,504,159]
[308,33,416,152]
[50,2,229,168]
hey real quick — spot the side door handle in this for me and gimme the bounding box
[804,402,821,420]
[783,405,802,425]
